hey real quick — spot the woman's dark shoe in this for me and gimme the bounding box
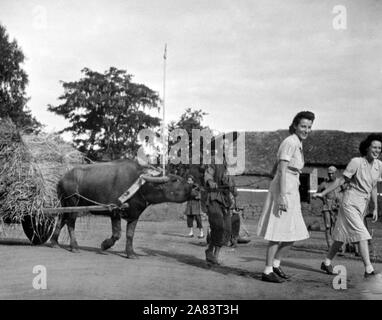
[364,271,376,278]
[273,266,291,279]
[237,237,251,244]
[320,262,335,275]
[261,272,284,283]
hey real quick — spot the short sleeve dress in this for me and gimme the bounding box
[257,134,310,242]
[332,157,382,243]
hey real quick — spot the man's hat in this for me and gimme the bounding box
[328,166,337,174]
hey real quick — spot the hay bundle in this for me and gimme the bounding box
[0,118,86,226]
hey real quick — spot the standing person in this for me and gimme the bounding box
[204,145,237,265]
[257,111,315,283]
[317,166,342,250]
[236,207,252,244]
[229,207,251,247]
[314,134,382,278]
[184,175,204,238]
[223,192,237,246]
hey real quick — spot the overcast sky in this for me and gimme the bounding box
[1,0,381,136]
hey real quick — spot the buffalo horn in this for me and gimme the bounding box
[140,174,170,183]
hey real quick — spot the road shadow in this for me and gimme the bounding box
[188,241,208,247]
[306,233,326,240]
[0,237,147,260]
[140,247,263,281]
[0,238,31,246]
[291,245,327,255]
[240,255,324,275]
[162,232,198,238]
[49,243,146,259]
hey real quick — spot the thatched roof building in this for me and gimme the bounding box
[243,130,382,176]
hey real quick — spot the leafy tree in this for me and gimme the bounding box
[168,108,211,180]
[170,108,207,133]
[0,24,40,131]
[48,67,161,160]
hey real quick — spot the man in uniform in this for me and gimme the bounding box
[204,162,237,265]
[317,166,342,250]
[204,137,237,265]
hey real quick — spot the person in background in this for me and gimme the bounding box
[314,134,382,278]
[317,166,342,250]
[257,111,315,283]
[226,193,251,247]
[237,207,252,244]
[222,192,237,247]
[204,142,237,265]
[184,175,204,238]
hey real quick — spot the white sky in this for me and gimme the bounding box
[1,0,381,138]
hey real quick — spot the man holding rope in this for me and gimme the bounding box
[204,151,237,265]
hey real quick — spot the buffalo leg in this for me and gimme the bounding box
[50,214,66,247]
[101,215,122,250]
[125,219,138,258]
[66,214,79,252]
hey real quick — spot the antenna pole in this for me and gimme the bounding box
[161,44,167,175]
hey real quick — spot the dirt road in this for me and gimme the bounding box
[1,215,381,300]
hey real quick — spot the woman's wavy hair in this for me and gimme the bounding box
[289,111,315,134]
[359,134,382,156]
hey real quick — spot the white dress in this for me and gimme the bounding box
[332,157,382,243]
[257,134,310,242]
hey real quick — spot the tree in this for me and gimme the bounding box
[168,108,212,179]
[48,67,161,160]
[0,24,40,130]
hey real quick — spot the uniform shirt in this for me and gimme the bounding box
[318,178,342,211]
[343,157,382,195]
[277,134,304,172]
[204,163,237,208]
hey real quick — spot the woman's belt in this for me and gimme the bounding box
[287,166,301,174]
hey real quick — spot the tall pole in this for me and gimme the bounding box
[162,44,167,175]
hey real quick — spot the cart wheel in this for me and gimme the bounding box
[22,214,55,245]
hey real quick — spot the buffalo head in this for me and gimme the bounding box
[140,173,199,204]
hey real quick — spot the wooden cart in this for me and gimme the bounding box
[5,171,147,245]
[19,205,121,245]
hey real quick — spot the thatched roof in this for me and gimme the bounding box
[242,130,382,176]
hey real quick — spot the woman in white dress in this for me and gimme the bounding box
[257,111,315,283]
[314,134,382,278]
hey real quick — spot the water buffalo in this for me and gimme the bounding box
[50,159,198,258]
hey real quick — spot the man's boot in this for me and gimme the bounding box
[205,245,219,265]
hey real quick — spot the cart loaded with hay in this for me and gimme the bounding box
[0,118,91,244]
